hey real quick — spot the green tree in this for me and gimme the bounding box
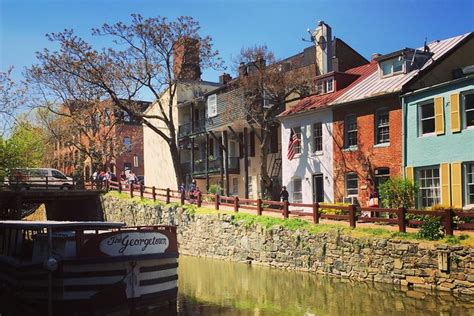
[378,177,418,209]
[0,121,46,178]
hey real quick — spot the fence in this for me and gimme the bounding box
[106,180,474,236]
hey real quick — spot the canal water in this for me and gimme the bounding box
[155,256,473,316]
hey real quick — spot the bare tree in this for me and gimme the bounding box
[0,68,26,135]
[27,14,222,185]
[236,45,313,198]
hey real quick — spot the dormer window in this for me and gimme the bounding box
[316,77,334,94]
[380,57,404,77]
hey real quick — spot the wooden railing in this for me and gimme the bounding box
[105,180,474,236]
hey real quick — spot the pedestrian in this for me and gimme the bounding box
[120,171,126,181]
[128,170,138,185]
[189,179,196,201]
[280,186,289,202]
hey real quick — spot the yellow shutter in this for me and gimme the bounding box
[451,162,462,208]
[405,166,414,183]
[440,163,451,207]
[434,96,445,135]
[450,93,461,133]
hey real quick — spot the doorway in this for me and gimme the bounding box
[312,174,324,203]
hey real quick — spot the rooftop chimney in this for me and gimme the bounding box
[371,53,382,61]
[173,37,201,81]
[238,62,248,78]
[219,73,232,84]
[314,21,333,75]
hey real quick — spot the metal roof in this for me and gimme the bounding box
[332,33,472,105]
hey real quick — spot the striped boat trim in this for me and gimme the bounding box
[62,252,178,265]
[140,262,178,273]
[139,274,178,286]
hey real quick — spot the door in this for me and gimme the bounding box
[313,174,324,203]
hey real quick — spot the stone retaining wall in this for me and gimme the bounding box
[103,195,474,295]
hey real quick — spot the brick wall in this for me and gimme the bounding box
[332,94,402,205]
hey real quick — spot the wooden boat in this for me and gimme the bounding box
[0,221,178,315]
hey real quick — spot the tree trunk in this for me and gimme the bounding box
[169,140,184,188]
[259,129,273,199]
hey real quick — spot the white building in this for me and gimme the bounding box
[280,109,334,204]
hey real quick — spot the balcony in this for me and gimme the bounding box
[181,157,240,176]
[178,118,207,138]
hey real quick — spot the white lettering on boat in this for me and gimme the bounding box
[99,232,169,256]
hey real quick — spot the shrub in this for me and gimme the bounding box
[208,184,222,195]
[417,217,444,241]
[319,202,349,215]
[378,177,418,209]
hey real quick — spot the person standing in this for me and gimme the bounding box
[279,186,289,202]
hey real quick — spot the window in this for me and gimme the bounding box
[123,162,132,171]
[375,109,390,144]
[52,170,67,179]
[326,79,334,93]
[316,77,334,94]
[248,176,253,197]
[463,91,474,128]
[293,126,302,154]
[346,173,358,197]
[313,123,323,153]
[418,167,440,207]
[270,127,279,153]
[133,155,139,167]
[345,115,357,148]
[104,109,111,126]
[419,102,435,135]
[292,178,302,203]
[232,178,238,195]
[207,94,217,118]
[374,168,390,193]
[380,57,404,76]
[263,90,273,108]
[123,137,132,152]
[466,163,474,206]
[122,111,131,122]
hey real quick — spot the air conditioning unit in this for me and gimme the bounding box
[343,196,359,205]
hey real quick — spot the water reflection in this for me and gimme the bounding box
[154,256,473,316]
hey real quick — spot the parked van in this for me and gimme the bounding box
[8,168,74,190]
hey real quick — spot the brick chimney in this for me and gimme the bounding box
[173,37,201,81]
[219,73,232,84]
[238,62,248,78]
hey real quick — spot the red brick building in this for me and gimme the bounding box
[53,99,149,181]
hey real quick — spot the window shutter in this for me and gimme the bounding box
[249,131,256,157]
[451,162,462,208]
[450,93,461,133]
[440,163,451,207]
[434,96,445,135]
[405,166,414,182]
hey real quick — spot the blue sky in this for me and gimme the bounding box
[1,0,473,85]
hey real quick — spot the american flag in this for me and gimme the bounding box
[287,128,299,160]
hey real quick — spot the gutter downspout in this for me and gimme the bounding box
[401,95,407,177]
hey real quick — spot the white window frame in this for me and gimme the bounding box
[462,90,474,129]
[417,166,440,208]
[375,108,390,145]
[232,177,239,195]
[380,57,404,77]
[293,126,302,155]
[207,94,217,118]
[465,162,474,207]
[312,122,323,153]
[248,176,253,197]
[345,172,358,197]
[325,78,334,93]
[133,155,139,168]
[344,114,358,148]
[263,90,273,108]
[418,100,436,136]
[292,177,302,203]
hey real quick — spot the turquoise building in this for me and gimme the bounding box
[402,74,474,209]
